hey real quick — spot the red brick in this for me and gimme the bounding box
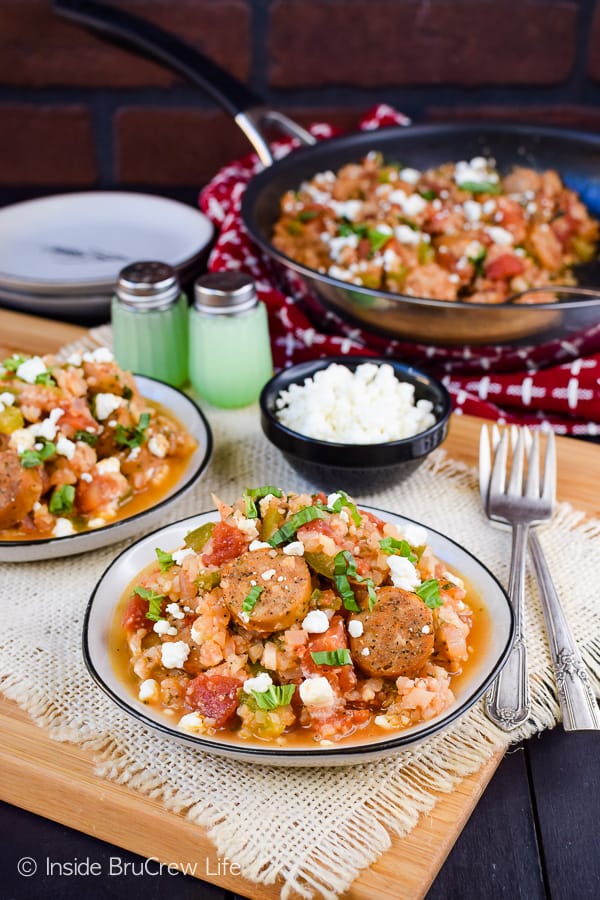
[115,106,373,186]
[0,0,250,87]
[425,105,600,131]
[0,106,96,186]
[588,1,600,80]
[268,1,577,87]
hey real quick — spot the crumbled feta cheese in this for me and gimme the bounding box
[87,517,105,529]
[53,517,75,538]
[231,509,259,539]
[0,392,15,407]
[165,602,185,620]
[248,539,272,551]
[327,492,341,507]
[361,647,371,657]
[258,494,277,516]
[394,224,422,245]
[153,619,178,636]
[138,679,159,702]
[387,554,422,591]
[80,472,93,483]
[107,420,117,429]
[56,436,76,460]
[328,264,354,282]
[96,456,120,474]
[275,362,435,444]
[160,641,190,669]
[9,428,35,454]
[94,393,123,421]
[329,199,363,221]
[348,619,364,638]
[454,157,498,187]
[261,568,277,581]
[16,356,47,384]
[482,199,497,215]
[243,672,273,694]
[82,347,114,364]
[486,226,514,246]
[388,189,407,206]
[398,167,421,184]
[66,352,82,367]
[301,610,330,633]
[328,233,359,262]
[403,523,427,546]
[422,625,431,634]
[299,676,335,707]
[374,714,394,729]
[178,712,206,733]
[31,417,58,442]
[402,193,427,217]
[127,446,141,461]
[148,434,169,458]
[172,547,195,566]
[463,200,482,222]
[283,541,305,556]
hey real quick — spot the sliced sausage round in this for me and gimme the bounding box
[220,548,312,635]
[349,586,434,678]
[0,450,43,529]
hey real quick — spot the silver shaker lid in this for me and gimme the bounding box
[193,271,257,315]
[116,261,181,310]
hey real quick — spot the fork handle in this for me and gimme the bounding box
[528,532,600,731]
[486,522,531,731]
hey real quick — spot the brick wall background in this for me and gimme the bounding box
[2,0,600,207]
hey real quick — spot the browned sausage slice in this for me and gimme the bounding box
[220,548,312,635]
[0,450,43,529]
[349,586,434,678]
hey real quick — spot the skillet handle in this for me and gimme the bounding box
[53,0,316,166]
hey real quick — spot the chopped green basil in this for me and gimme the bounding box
[333,550,377,612]
[34,371,57,387]
[310,649,352,666]
[297,210,320,222]
[21,439,56,468]
[415,578,443,609]
[457,180,501,195]
[73,430,98,446]
[379,537,417,563]
[251,684,296,709]
[242,584,264,617]
[243,485,283,519]
[49,484,75,515]
[134,585,166,621]
[329,490,362,526]
[368,228,391,254]
[114,412,151,450]
[268,505,327,547]
[420,189,437,201]
[155,547,175,572]
[1,355,25,372]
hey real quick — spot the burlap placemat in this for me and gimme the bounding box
[1,329,599,900]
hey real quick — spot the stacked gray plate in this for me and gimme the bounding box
[0,192,214,322]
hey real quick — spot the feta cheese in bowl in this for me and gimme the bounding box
[259,356,451,489]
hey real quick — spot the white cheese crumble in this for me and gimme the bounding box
[80,472,93,483]
[148,434,169,458]
[243,672,273,694]
[231,509,259,539]
[0,392,15,407]
[30,417,59,442]
[283,540,305,556]
[463,200,482,222]
[486,226,514,246]
[248,539,272,551]
[96,456,120,475]
[361,647,371,657]
[56,436,76,460]
[87,517,105,529]
[153,619,177,636]
[301,610,330,634]
[398,167,421,184]
[16,356,47,384]
[53,517,75,538]
[299,676,335,707]
[402,523,427,547]
[275,362,436,444]
[402,193,427,217]
[138,679,159,702]
[127,446,141,461]
[172,547,195,566]
[165,602,185,620]
[261,568,277,581]
[394,224,422,245]
[348,619,364,638]
[178,712,206,733]
[160,641,190,669]
[94,393,123,421]
[422,625,431,634]
[9,428,35,455]
[387,554,422,592]
[82,347,114,363]
[66,352,83,367]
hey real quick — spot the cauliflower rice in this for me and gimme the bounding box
[275,362,436,444]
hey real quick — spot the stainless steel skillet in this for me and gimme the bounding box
[55,0,600,347]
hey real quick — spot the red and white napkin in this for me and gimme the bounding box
[199,105,600,436]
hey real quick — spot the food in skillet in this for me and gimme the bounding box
[0,349,196,540]
[273,154,599,304]
[116,488,480,745]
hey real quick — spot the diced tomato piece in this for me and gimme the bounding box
[298,518,337,539]
[302,616,357,693]
[185,674,241,727]
[485,253,525,281]
[201,521,247,567]
[57,397,99,439]
[122,594,149,632]
[359,509,385,531]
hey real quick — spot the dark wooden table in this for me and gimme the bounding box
[3,728,600,899]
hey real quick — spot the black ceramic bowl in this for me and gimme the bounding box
[259,356,452,490]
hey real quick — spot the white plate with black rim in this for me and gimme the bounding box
[0,376,213,563]
[0,192,213,295]
[83,506,514,766]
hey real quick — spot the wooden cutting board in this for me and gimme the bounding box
[1,308,599,900]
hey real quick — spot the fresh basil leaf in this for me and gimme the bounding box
[457,180,501,195]
[134,585,166,621]
[242,584,264,617]
[310,649,352,666]
[114,412,151,450]
[74,430,98,446]
[379,537,417,563]
[155,548,174,572]
[415,579,443,609]
[251,684,296,709]
[49,484,75,515]
[34,372,57,387]
[268,505,327,547]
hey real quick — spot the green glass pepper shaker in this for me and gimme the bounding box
[189,272,273,408]
[111,261,189,388]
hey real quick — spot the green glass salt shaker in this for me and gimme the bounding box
[111,261,188,387]
[189,272,273,408]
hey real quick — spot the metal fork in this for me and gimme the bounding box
[480,425,600,732]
